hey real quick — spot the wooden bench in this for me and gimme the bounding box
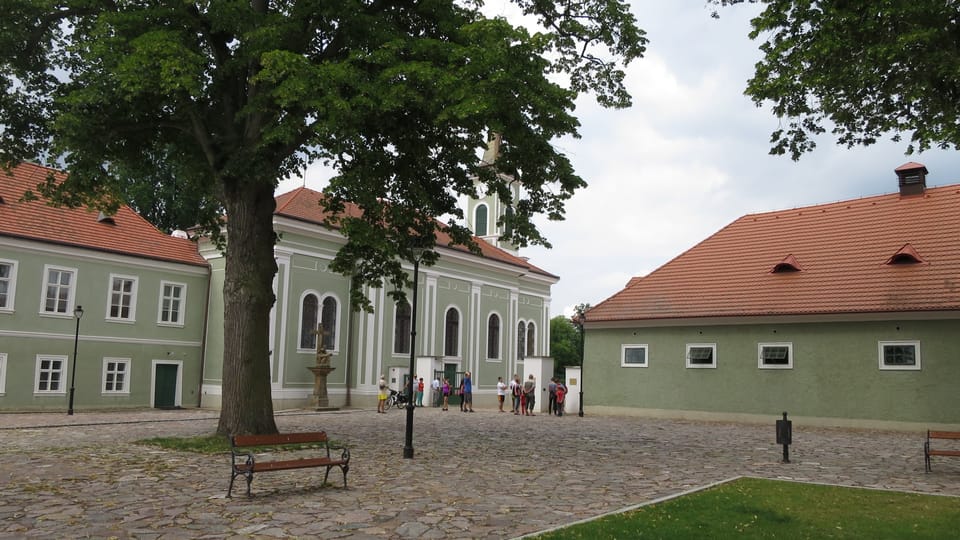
[924,430,960,472]
[228,431,350,497]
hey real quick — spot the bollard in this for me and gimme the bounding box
[775,411,792,463]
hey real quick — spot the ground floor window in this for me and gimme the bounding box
[879,341,921,370]
[35,355,66,393]
[686,343,716,368]
[102,358,131,394]
[758,342,793,369]
[621,344,648,367]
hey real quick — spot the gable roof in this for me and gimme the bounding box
[0,162,207,267]
[588,183,960,323]
[274,186,557,279]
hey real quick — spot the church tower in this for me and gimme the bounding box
[466,134,520,254]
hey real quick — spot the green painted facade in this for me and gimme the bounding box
[199,208,555,410]
[0,241,209,411]
[585,317,960,426]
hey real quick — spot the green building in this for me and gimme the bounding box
[0,163,209,410]
[1,161,557,411]
[584,163,960,430]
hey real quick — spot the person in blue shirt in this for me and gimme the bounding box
[462,371,474,412]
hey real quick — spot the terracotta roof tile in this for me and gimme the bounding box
[274,187,557,279]
[589,184,960,322]
[0,163,207,267]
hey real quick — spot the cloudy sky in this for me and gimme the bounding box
[278,1,960,318]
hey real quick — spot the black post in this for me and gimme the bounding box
[403,256,421,459]
[776,411,792,463]
[67,305,84,415]
[577,313,585,417]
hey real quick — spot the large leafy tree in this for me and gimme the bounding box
[549,315,579,376]
[0,1,645,435]
[712,1,960,159]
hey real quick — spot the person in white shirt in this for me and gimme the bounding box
[496,376,508,412]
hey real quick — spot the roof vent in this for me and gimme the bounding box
[895,162,927,196]
[771,254,802,273]
[886,243,924,265]
[97,211,116,224]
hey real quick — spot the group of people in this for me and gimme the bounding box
[378,371,568,416]
[497,374,567,416]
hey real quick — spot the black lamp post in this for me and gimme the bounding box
[67,304,84,415]
[576,312,585,417]
[403,249,425,459]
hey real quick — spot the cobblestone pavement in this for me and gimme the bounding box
[2,406,959,539]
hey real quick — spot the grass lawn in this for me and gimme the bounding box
[535,477,960,539]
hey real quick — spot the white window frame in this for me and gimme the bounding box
[102,357,131,394]
[105,273,138,322]
[319,294,341,353]
[157,281,187,327]
[0,258,18,312]
[621,344,649,368]
[758,342,793,369]
[879,340,921,371]
[685,343,717,369]
[39,265,77,317]
[0,353,7,395]
[486,312,502,362]
[35,355,67,394]
[393,301,412,356]
[443,305,461,358]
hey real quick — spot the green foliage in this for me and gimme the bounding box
[550,315,580,372]
[710,1,960,159]
[537,477,960,539]
[0,1,644,433]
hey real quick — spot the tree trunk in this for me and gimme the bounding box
[216,178,279,435]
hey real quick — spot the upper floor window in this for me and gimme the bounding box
[0,259,17,311]
[102,358,131,394]
[526,321,536,357]
[300,293,319,349]
[158,281,186,326]
[475,204,488,236]
[517,321,526,360]
[879,340,921,371]
[394,302,411,354]
[444,308,460,357]
[41,265,76,315]
[107,274,138,321]
[320,296,338,350]
[686,343,717,369]
[35,355,66,393]
[758,342,793,369]
[487,314,500,359]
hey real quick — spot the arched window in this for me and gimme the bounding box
[475,204,488,236]
[394,302,411,354]
[526,321,536,357]
[517,321,526,360]
[504,205,515,236]
[300,294,319,349]
[487,314,500,359]
[320,296,337,350]
[444,308,460,357]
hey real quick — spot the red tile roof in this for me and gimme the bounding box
[588,183,960,322]
[0,162,207,267]
[275,187,557,279]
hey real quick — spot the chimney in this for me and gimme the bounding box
[895,162,927,196]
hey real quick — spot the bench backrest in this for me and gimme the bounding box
[232,431,329,448]
[928,430,960,440]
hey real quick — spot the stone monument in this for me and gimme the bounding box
[307,325,338,411]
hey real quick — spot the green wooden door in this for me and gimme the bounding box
[154,364,178,409]
[444,363,462,406]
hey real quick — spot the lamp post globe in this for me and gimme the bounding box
[67,305,84,416]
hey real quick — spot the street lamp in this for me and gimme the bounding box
[67,304,84,415]
[403,248,426,459]
[575,311,585,417]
